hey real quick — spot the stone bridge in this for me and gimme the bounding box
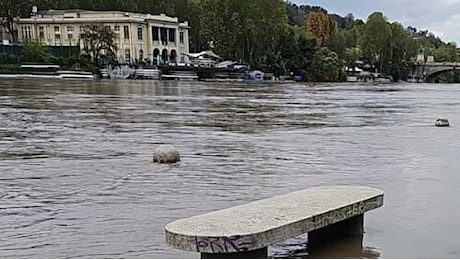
[410,62,460,83]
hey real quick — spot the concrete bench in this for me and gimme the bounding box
[165,186,384,258]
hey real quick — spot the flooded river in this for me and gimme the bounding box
[1,79,460,258]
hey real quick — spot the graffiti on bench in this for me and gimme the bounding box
[195,235,256,253]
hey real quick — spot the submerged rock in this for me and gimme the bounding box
[435,118,450,127]
[153,145,181,164]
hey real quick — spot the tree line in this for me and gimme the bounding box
[1,0,460,81]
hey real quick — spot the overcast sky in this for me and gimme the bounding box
[292,0,460,44]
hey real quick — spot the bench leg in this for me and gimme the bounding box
[201,247,268,259]
[308,235,364,258]
[308,214,364,247]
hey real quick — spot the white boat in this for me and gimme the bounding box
[56,70,95,79]
[0,64,95,80]
[0,73,57,79]
[132,68,161,79]
[373,77,392,85]
[161,70,198,80]
[57,63,95,79]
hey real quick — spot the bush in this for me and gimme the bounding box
[21,40,56,63]
[0,64,20,71]
[0,53,20,64]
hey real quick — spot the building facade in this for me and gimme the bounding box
[15,8,190,64]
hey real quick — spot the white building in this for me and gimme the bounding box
[15,8,190,64]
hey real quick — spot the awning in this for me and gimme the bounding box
[181,50,222,60]
[216,61,237,68]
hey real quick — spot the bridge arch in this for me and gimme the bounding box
[425,68,459,83]
[412,62,460,83]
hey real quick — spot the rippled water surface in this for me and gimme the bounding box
[1,79,460,258]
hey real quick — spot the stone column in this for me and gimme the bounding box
[308,214,364,247]
[308,235,364,258]
[158,27,161,44]
[166,28,169,46]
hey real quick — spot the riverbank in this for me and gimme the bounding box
[0,64,429,84]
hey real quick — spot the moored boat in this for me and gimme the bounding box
[56,63,95,79]
[242,70,264,83]
[0,64,95,79]
[56,70,95,79]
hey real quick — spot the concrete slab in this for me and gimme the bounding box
[166,186,383,254]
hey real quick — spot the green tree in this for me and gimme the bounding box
[310,47,343,81]
[326,25,346,59]
[270,32,317,80]
[344,26,360,48]
[288,36,317,80]
[389,22,417,81]
[359,12,391,74]
[80,25,117,67]
[434,45,458,62]
[266,26,294,77]
[200,0,287,65]
[251,0,288,67]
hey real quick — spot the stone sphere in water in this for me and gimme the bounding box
[435,118,450,127]
[153,145,181,164]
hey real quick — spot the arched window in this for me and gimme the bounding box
[153,49,160,65]
[170,49,177,63]
[161,49,168,64]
